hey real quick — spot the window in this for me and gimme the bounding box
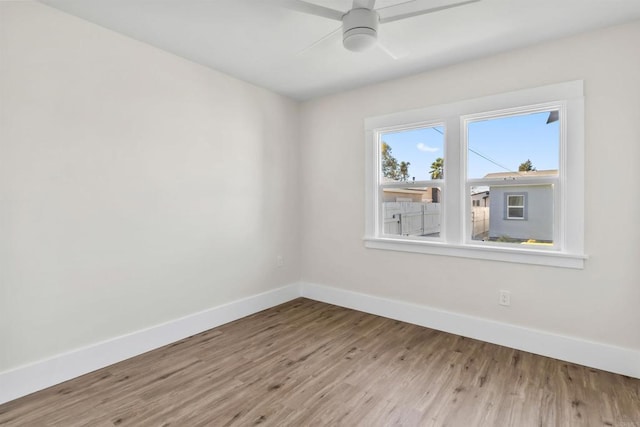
[364,81,586,268]
[466,108,557,245]
[506,194,526,220]
[378,124,444,238]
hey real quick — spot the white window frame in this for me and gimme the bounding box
[364,81,586,269]
[462,104,560,250]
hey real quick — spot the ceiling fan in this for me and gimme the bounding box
[281,0,480,56]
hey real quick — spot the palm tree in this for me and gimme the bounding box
[430,157,444,179]
[399,161,411,182]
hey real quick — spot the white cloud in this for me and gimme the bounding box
[417,143,439,153]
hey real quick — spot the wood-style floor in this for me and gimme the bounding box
[1,298,638,426]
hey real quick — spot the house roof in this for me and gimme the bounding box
[483,170,558,179]
[383,187,432,195]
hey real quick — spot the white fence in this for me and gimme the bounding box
[383,203,490,239]
[383,202,441,236]
[471,207,490,239]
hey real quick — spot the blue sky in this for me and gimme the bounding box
[381,111,559,181]
[382,126,444,181]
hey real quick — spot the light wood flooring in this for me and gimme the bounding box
[1,298,638,426]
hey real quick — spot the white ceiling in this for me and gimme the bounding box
[40,0,640,100]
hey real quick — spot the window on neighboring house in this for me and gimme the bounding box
[364,81,586,268]
[505,194,526,219]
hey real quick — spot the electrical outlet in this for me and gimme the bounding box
[276,255,284,267]
[499,290,511,306]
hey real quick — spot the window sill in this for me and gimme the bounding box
[363,237,587,269]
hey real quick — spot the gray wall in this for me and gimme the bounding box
[489,185,553,241]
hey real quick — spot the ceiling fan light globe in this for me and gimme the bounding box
[343,28,377,52]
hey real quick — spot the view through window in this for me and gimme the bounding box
[379,125,444,238]
[467,110,559,246]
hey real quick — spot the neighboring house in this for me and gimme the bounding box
[471,190,490,207]
[484,170,557,242]
[382,186,439,203]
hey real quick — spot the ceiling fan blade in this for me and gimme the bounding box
[377,39,409,60]
[280,0,344,21]
[375,0,418,11]
[297,25,342,55]
[353,0,376,9]
[379,0,480,24]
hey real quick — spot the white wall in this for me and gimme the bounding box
[0,2,300,371]
[299,20,640,351]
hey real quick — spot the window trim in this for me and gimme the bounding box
[364,81,586,269]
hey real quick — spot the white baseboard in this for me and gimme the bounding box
[301,282,640,379]
[0,283,301,405]
[3,281,638,405]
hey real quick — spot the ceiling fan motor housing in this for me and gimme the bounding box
[342,8,379,52]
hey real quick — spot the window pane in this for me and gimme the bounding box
[383,187,442,238]
[470,184,553,245]
[508,195,524,207]
[467,110,559,180]
[508,207,524,218]
[381,125,444,182]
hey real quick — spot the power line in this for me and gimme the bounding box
[430,127,512,172]
[468,148,513,172]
